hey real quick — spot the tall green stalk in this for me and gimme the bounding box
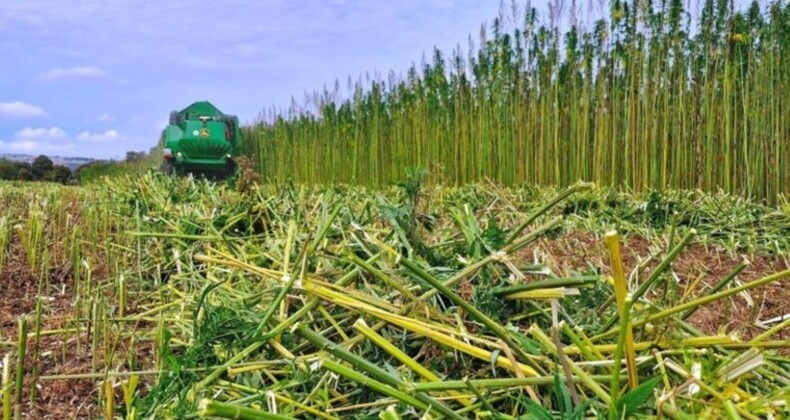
[242,1,788,203]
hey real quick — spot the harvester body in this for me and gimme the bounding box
[160,101,241,176]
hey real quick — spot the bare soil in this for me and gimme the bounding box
[522,230,790,341]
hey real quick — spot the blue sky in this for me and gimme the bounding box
[0,0,513,160]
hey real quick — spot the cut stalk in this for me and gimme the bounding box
[609,297,633,420]
[197,399,296,420]
[592,268,790,341]
[493,275,600,297]
[599,229,696,333]
[104,378,115,420]
[399,256,542,373]
[295,324,463,420]
[319,359,429,413]
[13,318,27,412]
[681,259,748,320]
[529,325,611,404]
[2,354,10,420]
[412,375,618,392]
[505,181,593,244]
[603,231,639,389]
[353,318,472,406]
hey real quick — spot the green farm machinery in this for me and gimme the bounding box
[160,101,241,177]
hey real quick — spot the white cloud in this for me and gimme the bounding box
[14,126,66,140]
[0,139,74,154]
[0,101,47,118]
[0,126,121,155]
[37,66,111,82]
[4,126,73,154]
[4,140,39,152]
[77,129,123,143]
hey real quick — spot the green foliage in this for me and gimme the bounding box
[31,155,54,179]
[77,160,147,183]
[77,146,162,184]
[138,298,259,418]
[378,166,430,253]
[614,376,664,419]
[0,156,73,184]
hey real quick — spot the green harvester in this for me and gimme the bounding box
[160,101,241,177]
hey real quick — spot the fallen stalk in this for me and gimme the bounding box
[592,268,790,341]
[197,399,296,420]
[411,374,621,392]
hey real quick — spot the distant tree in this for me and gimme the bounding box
[16,167,34,181]
[49,165,73,184]
[31,155,54,180]
[125,151,148,163]
[0,159,15,180]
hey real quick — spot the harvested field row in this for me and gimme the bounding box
[0,176,788,419]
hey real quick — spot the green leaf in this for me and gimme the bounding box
[570,398,595,420]
[617,376,662,417]
[509,329,543,356]
[553,370,572,417]
[520,398,555,420]
[379,204,407,221]
[490,349,501,376]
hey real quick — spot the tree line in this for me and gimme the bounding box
[0,155,74,184]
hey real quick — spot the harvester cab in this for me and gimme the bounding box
[160,101,241,178]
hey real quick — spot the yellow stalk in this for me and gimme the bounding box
[353,319,473,406]
[652,350,674,407]
[528,325,611,404]
[356,305,537,375]
[318,306,350,341]
[573,325,608,361]
[354,319,439,382]
[379,312,536,376]
[680,273,706,301]
[271,392,340,420]
[227,365,278,376]
[604,231,639,389]
[748,317,790,345]
[279,221,296,322]
[681,336,734,347]
[564,336,770,355]
[292,282,537,376]
[503,288,578,300]
[306,282,499,348]
[563,342,652,355]
[104,378,115,420]
[268,338,296,361]
[121,374,139,412]
[561,323,600,363]
[198,248,282,281]
[312,278,403,313]
[591,268,790,341]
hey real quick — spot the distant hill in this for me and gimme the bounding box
[0,153,96,171]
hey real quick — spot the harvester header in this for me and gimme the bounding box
[160,101,241,177]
